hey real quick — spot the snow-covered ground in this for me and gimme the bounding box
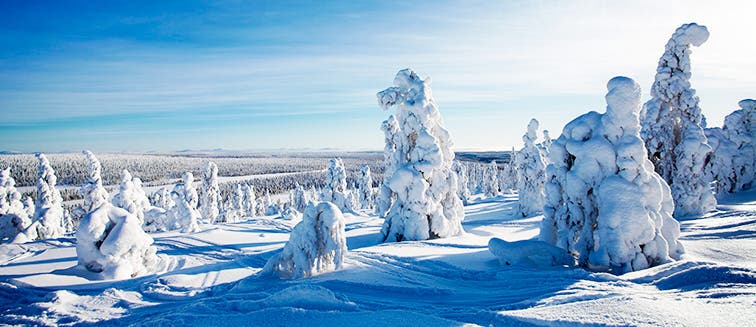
[1,190,754,326]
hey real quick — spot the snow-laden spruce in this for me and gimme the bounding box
[515,119,547,217]
[484,161,500,198]
[706,99,755,197]
[356,165,374,210]
[291,183,308,212]
[150,187,173,210]
[640,23,716,217]
[243,184,258,218]
[451,161,471,204]
[321,158,351,212]
[200,161,220,223]
[377,68,464,242]
[0,168,32,242]
[81,150,110,213]
[77,203,166,279]
[14,153,66,242]
[263,202,347,278]
[165,172,200,233]
[111,169,151,223]
[375,115,401,217]
[542,76,684,273]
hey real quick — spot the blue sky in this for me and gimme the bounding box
[1,0,754,152]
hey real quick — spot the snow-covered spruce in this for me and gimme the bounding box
[165,172,200,233]
[76,203,165,279]
[356,165,374,210]
[515,119,547,217]
[321,158,351,212]
[377,68,464,242]
[484,161,500,198]
[111,169,151,223]
[13,153,66,242]
[452,161,471,204]
[0,168,32,242]
[375,115,401,217]
[243,184,258,218]
[200,161,220,223]
[542,76,684,273]
[291,183,308,212]
[640,23,716,217]
[263,202,347,278]
[150,187,173,210]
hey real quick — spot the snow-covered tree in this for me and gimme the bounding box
[515,119,547,217]
[81,150,109,213]
[321,158,350,212]
[375,115,401,217]
[483,161,500,198]
[452,160,471,204]
[376,68,464,241]
[542,76,684,273]
[200,162,220,223]
[77,204,165,279]
[111,169,151,223]
[640,23,716,217]
[150,187,173,210]
[165,172,200,233]
[541,130,553,155]
[0,168,31,242]
[705,127,739,197]
[356,165,374,210]
[723,100,754,191]
[291,183,308,212]
[243,184,257,218]
[14,153,66,242]
[263,202,347,278]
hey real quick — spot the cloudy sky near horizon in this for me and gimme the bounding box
[1,0,754,153]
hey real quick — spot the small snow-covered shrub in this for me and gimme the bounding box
[542,76,684,273]
[263,202,347,278]
[377,68,464,242]
[515,119,547,217]
[640,23,716,217]
[77,203,165,279]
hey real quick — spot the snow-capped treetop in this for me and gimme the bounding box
[81,150,109,212]
[111,169,152,223]
[377,68,463,242]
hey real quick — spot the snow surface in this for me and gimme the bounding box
[1,188,755,326]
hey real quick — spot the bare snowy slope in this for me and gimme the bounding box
[1,191,755,326]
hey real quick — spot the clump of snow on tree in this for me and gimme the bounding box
[376,68,464,242]
[200,161,220,223]
[76,203,166,279]
[375,115,400,217]
[14,153,66,242]
[0,168,32,242]
[515,119,547,217]
[263,202,347,278]
[356,165,374,210]
[640,23,716,217]
[542,76,684,273]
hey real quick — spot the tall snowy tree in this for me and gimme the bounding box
[14,153,66,242]
[165,172,200,232]
[722,99,755,191]
[640,23,716,217]
[375,115,400,217]
[515,119,547,217]
[321,158,350,212]
[0,168,31,242]
[452,161,471,204]
[356,165,374,210]
[484,160,500,198]
[81,150,109,213]
[243,184,257,218]
[376,68,464,242]
[291,183,308,212]
[200,162,220,223]
[542,76,683,273]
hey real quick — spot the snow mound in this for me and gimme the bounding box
[488,237,576,268]
[259,284,357,311]
[263,202,347,278]
[76,203,168,279]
